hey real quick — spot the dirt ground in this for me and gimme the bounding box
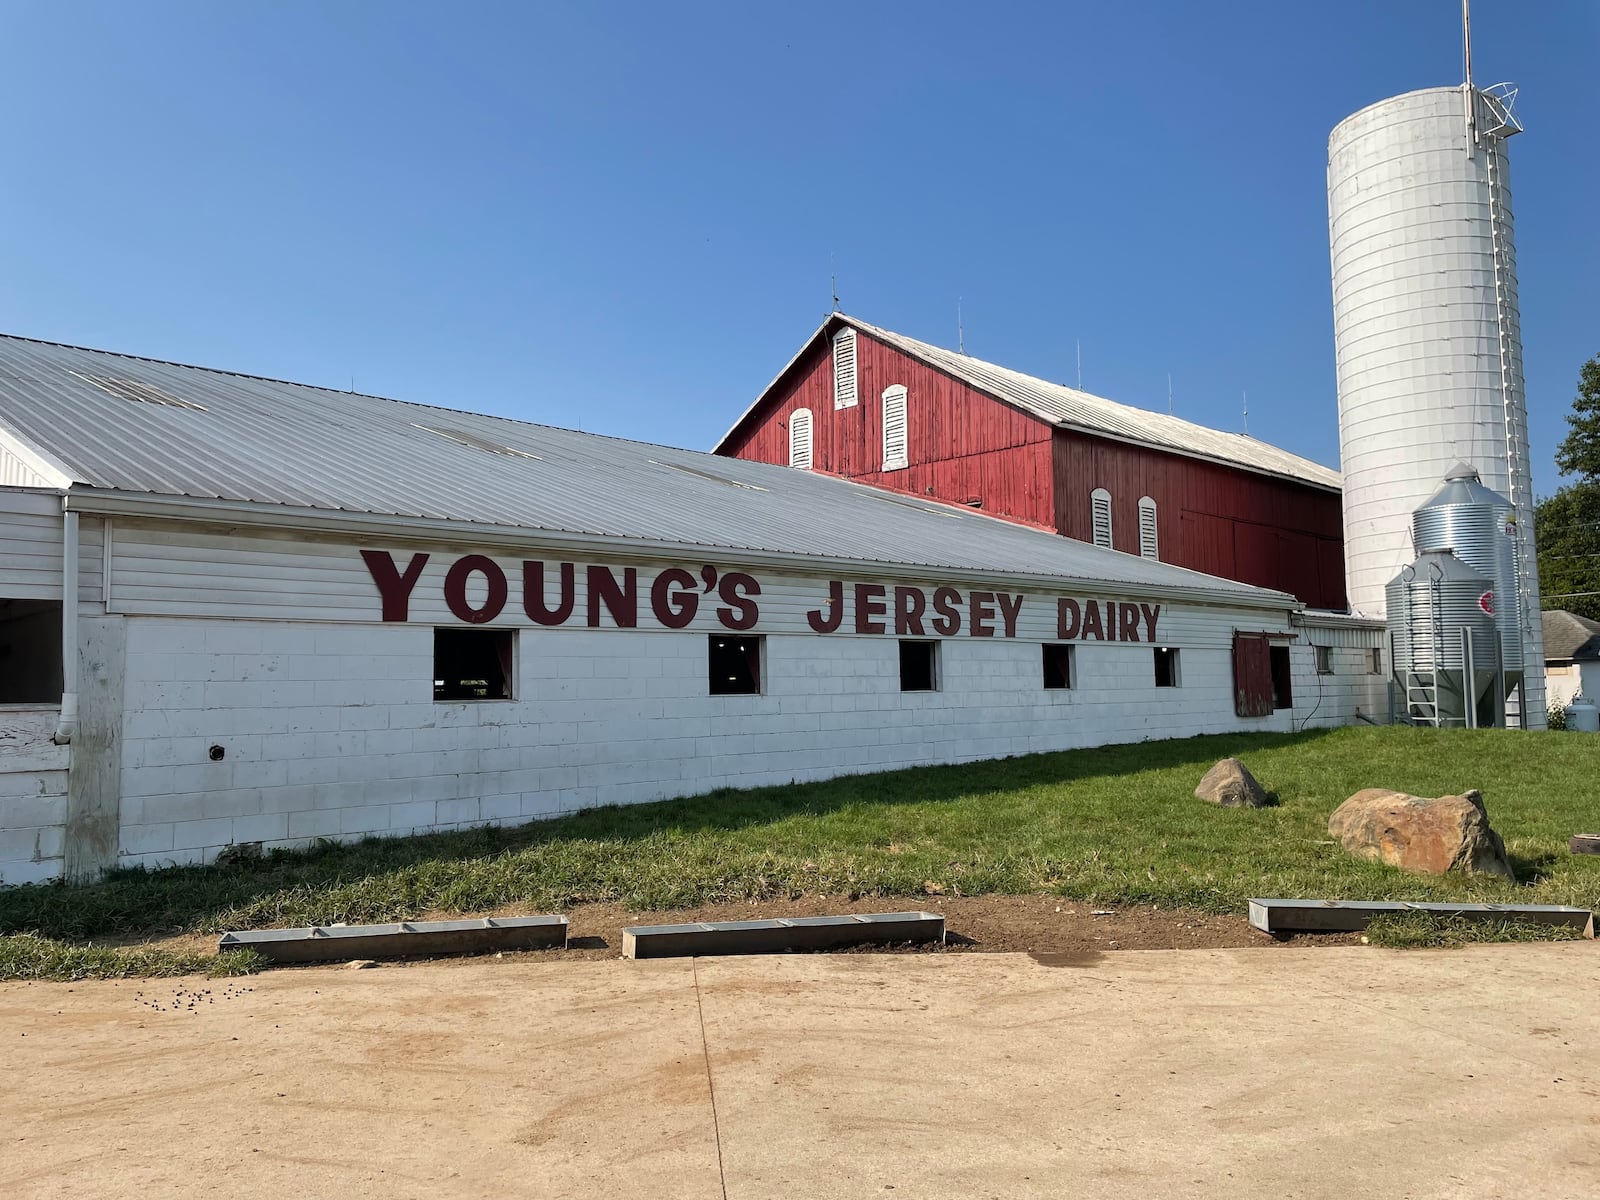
[3,943,1596,1199]
[136,893,1358,963]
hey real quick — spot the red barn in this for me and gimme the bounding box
[715,315,1347,610]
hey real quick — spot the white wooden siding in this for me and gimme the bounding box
[105,520,1287,650]
[0,490,64,600]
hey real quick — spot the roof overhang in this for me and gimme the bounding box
[65,486,1301,614]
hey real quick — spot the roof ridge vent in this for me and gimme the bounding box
[1443,461,1481,483]
[68,370,207,412]
[412,423,541,460]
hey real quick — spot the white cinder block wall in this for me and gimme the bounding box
[1289,626,1390,731]
[115,614,1284,870]
[0,709,70,885]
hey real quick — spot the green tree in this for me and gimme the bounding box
[1538,352,1600,622]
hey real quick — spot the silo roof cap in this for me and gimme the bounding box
[1391,550,1494,587]
[1419,463,1512,511]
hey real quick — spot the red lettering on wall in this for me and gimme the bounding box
[1057,598,1082,640]
[651,567,699,629]
[1119,603,1140,642]
[360,550,429,622]
[997,593,1024,639]
[1081,601,1104,640]
[894,587,927,636]
[1141,603,1161,643]
[855,584,887,634]
[969,591,996,638]
[444,554,507,624]
[587,565,638,628]
[716,572,761,630]
[931,587,962,636]
[523,561,575,626]
[807,580,844,633]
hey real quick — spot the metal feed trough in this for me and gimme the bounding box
[218,915,569,963]
[622,911,946,959]
[1248,899,1594,938]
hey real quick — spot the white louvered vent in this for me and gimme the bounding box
[881,385,907,471]
[70,371,207,412]
[832,327,858,409]
[789,408,814,469]
[1090,488,1113,549]
[1138,496,1159,559]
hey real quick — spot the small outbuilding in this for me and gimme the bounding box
[1542,609,1600,710]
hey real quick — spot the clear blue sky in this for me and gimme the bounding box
[2,1,1595,495]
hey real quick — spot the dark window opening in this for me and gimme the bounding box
[434,628,514,700]
[710,635,762,695]
[1042,644,1074,690]
[899,640,938,692]
[1315,645,1333,675]
[1154,646,1180,688]
[1269,644,1293,709]
[0,598,63,704]
[1370,647,1384,675]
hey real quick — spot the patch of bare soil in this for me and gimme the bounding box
[114,894,1356,968]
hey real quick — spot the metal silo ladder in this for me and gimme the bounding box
[1402,568,1445,727]
[1483,104,1536,728]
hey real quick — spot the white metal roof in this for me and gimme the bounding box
[0,332,1294,607]
[717,315,1341,492]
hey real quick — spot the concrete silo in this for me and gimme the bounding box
[1327,81,1546,726]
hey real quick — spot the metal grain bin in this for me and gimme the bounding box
[1412,463,1523,672]
[1386,551,1502,727]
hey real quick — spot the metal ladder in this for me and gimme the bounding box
[1402,570,1448,726]
[1481,99,1536,728]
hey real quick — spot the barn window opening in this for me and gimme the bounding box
[1042,643,1074,690]
[1090,488,1113,549]
[1269,644,1293,709]
[1138,496,1158,559]
[0,598,63,704]
[710,635,762,695]
[434,628,514,701]
[899,640,938,692]
[1315,645,1333,675]
[1154,646,1180,688]
[789,408,814,469]
[1369,647,1384,675]
[881,385,908,471]
[832,327,858,409]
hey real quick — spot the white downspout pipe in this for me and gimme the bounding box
[52,505,79,745]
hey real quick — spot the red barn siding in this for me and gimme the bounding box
[719,321,1347,610]
[1052,430,1347,609]
[718,332,1056,530]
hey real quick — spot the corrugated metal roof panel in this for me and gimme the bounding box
[0,333,1292,604]
[720,315,1341,491]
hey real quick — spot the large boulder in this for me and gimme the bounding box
[1328,788,1514,879]
[1195,758,1270,809]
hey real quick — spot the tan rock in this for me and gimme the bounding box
[1195,758,1270,808]
[1328,788,1514,879]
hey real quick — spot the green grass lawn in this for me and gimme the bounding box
[2,725,1597,977]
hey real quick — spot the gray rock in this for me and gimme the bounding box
[1195,758,1270,809]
